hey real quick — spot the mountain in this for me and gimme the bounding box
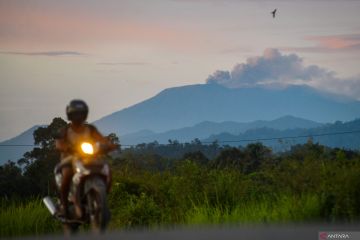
[3,83,360,165]
[203,119,360,151]
[0,125,40,165]
[0,115,322,165]
[94,84,360,136]
[121,116,323,145]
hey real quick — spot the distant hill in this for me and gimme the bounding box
[121,115,323,145]
[203,119,360,151]
[2,118,359,165]
[0,126,40,165]
[94,84,360,136]
[3,83,360,165]
[0,115,322,165]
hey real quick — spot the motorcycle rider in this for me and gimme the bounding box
[55,99,116,218]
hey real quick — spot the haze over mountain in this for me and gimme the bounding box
[94,83,360,137]
[121,116,323,145]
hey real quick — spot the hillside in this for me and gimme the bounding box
[94,84,360,136]
[3,83,360,164]
[121,115,323,145]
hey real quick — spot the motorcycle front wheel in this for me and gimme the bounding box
[63,222,80,236]
[86,179,110,233]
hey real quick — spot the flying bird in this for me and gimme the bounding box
[271,9,277,18]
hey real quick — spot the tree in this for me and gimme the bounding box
[212,147,245,170]
[107,133,120,145]
[0,161,28,198]
[243,143,272,173]
[22,117,67,196]
[183,151,209,166]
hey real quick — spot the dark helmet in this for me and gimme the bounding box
[66,99,89,124]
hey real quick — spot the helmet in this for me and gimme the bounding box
[66,99,89,124]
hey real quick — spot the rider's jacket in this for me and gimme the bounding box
[57,124,99,160]
[66,125,93,146]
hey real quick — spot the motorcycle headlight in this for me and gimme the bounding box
[81,142,94,155]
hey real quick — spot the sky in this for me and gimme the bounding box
[1,0,360,141]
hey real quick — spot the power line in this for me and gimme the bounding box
[1,129,360,147]
[0,143,137,147]
[0,144,37,147]
[202,129,360,144]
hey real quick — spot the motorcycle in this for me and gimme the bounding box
[43,141,112,234]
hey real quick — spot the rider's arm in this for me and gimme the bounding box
[89,125,118,151]
[54,127,70,153]
[55,139,68,152]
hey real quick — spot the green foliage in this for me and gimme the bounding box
[107,133,120,145]
[125,139,222,160]
[0,161,29,197]
[106,142,360,229]
[0,199,61,237]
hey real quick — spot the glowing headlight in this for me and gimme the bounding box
[81,142,94,155]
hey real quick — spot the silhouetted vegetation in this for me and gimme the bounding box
[2,118,360,237]
[205,118,360,152]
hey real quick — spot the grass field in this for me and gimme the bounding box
[0,193,323,238]
[0,199,61,237]
[185,194,321,225]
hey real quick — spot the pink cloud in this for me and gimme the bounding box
[306,34,360,49]
[0,4,205,52]
[281,34,360,53]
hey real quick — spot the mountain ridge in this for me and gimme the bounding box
[121,115,323,145]
[2,83,360,165]
[94,84,360,136]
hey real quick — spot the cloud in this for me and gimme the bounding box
[97,62,149,66]
[206,48,360,100]
[0,51,85,56]
[282,34,360,53]
[0,4,206,53]
[206,48,333,88]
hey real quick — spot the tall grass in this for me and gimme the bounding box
[0,185,349,238]
[0,193,323,238]
[0,199,61,238]
[185,194,322,225]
